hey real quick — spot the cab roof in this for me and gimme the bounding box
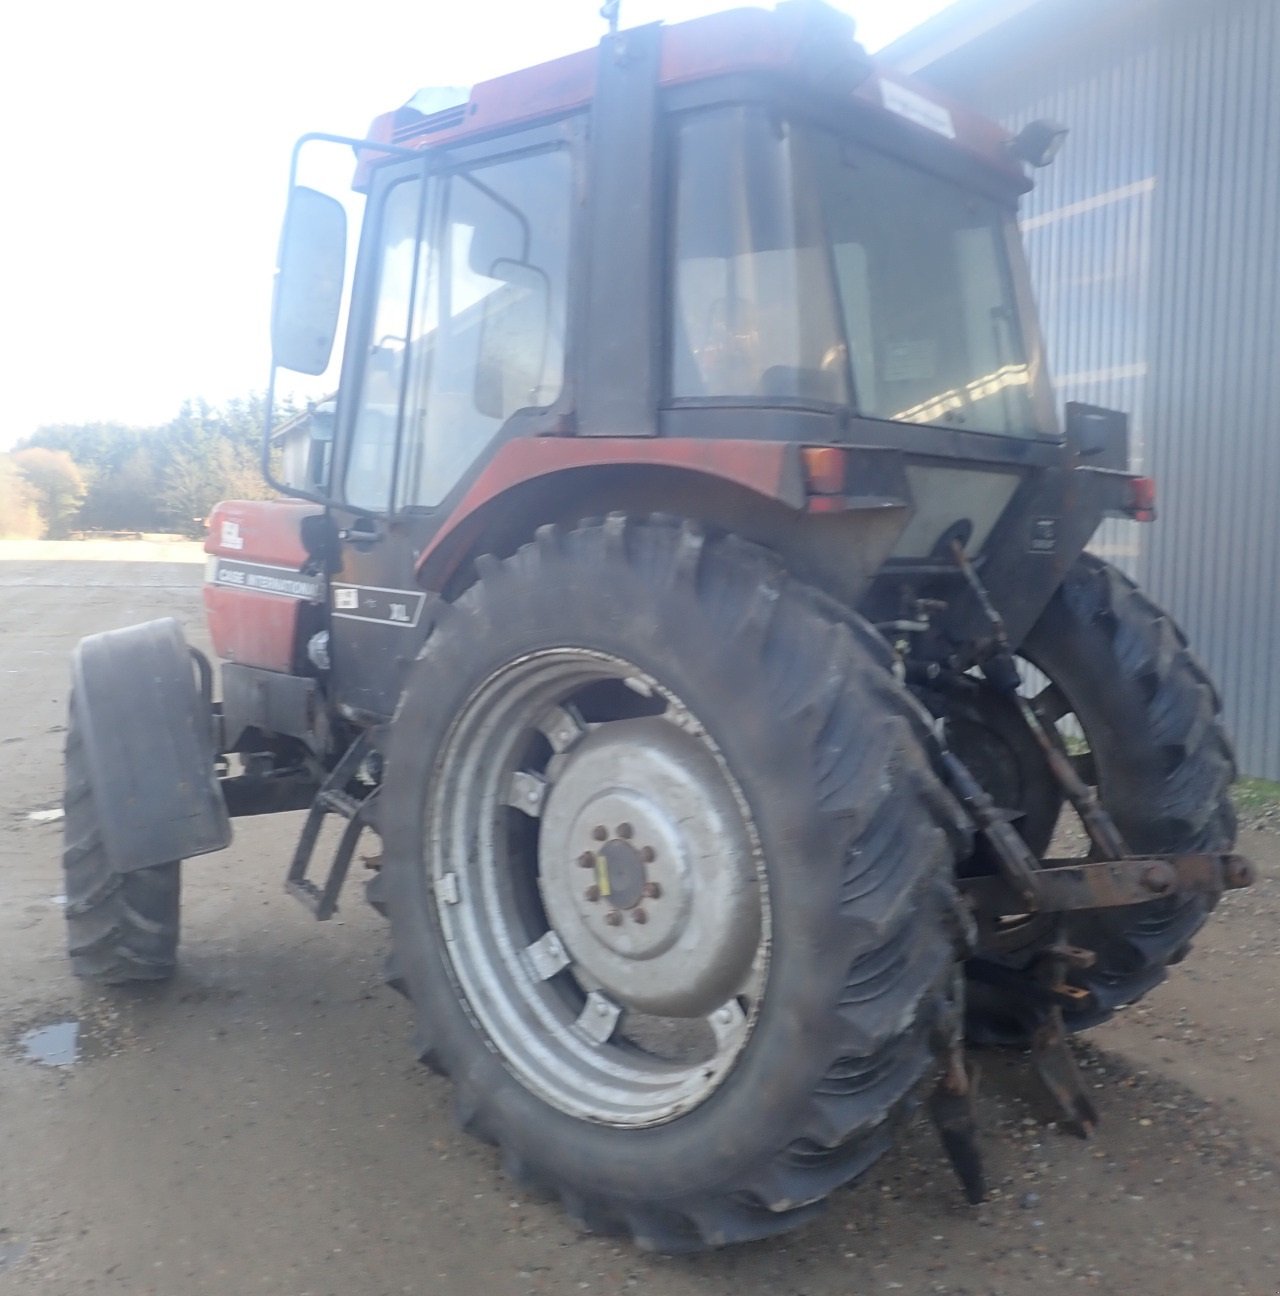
[357,3,1026,191]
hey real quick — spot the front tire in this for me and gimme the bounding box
[381,517,968,1250]
[63,696,180,983]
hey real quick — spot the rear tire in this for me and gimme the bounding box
[381,516,968,1250]
[965,555,1236,1043]
[63,696,180,983]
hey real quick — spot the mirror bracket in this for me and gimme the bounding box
[1065,401,1129,471]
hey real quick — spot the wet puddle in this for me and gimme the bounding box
[14,1007,126,1068]
[20,1019,80,1067]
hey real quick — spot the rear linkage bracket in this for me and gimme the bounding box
[928,970,986,1205]
[924,544,1254,1201]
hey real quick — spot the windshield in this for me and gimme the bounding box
[670,108,1043,438]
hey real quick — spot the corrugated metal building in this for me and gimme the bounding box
[886,0,1280,778]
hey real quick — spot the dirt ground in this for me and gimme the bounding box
[1,550,1276,1296]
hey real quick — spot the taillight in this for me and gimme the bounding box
[801,446,846,496]
[1126,475,1157,522]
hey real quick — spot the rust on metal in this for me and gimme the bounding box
[962,852,1254,919]
[928,1037,986,1204]
[1030,1008,1099,1138]
[1026,946,1100,1137]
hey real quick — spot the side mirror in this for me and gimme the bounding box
[272,187,347,376]
[473,261,552,420]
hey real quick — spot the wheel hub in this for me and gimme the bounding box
[593,836,648,911]
[539,717,760,1017]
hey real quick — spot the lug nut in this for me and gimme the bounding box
[1141,863,1173,894]
[616,822,634,839]
[604,910,622,927]
[592,826,608,842]
[584,885,600,902]
[642,881,662,900]
[640,846,656,864]
[578,851,596,869]
[632,908,648,924]
[1225,857,1255,888]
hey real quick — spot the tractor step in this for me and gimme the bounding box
[285,732,380,921]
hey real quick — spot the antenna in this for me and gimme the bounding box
[600,0,620,38]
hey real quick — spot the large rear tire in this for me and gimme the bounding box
[63,696,180,983]
[965,555,1236,1043]
[381,517,968,1250]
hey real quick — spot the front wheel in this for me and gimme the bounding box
[380,517,968,1250]
[63,695,180,983]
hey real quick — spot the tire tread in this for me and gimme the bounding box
[63,698,179,984]
[385,514,970,1250]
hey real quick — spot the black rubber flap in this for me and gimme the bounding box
[71,617,231,871]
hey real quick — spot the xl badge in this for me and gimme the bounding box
[1030,518,1057,553]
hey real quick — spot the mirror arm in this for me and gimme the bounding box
[288,130,426,181]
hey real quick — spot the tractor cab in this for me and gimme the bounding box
[252,0,1111,724]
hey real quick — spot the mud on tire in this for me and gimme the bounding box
[63,697,180,983]
[380,516,970,1251]
[966,555,1236,1043]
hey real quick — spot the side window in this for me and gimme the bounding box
[344,177,436,513]
[398,148,572,508]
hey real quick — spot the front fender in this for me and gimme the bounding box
[71,618,230,871]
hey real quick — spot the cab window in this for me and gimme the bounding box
[343,146,572,513]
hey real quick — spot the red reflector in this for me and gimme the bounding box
[805,495,847,514]
[802,446,845,495]
[1127,475,1157,522]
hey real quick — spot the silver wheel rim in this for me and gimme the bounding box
[426,648,770,1127]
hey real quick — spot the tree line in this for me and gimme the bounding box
[0,396,292,539]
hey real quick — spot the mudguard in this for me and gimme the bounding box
[70,618,231,872]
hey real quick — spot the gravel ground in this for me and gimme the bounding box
[1,553,1276,1296]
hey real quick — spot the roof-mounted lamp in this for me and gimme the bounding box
[1009,118,1069,167]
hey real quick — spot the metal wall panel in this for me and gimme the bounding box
[903,0,1280,777]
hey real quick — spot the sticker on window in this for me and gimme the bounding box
[880,80,956,140]
[883,339,938,382]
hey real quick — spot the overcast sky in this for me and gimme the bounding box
[1,0,953,448]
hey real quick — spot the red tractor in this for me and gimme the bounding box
[64,1,1250,1251]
